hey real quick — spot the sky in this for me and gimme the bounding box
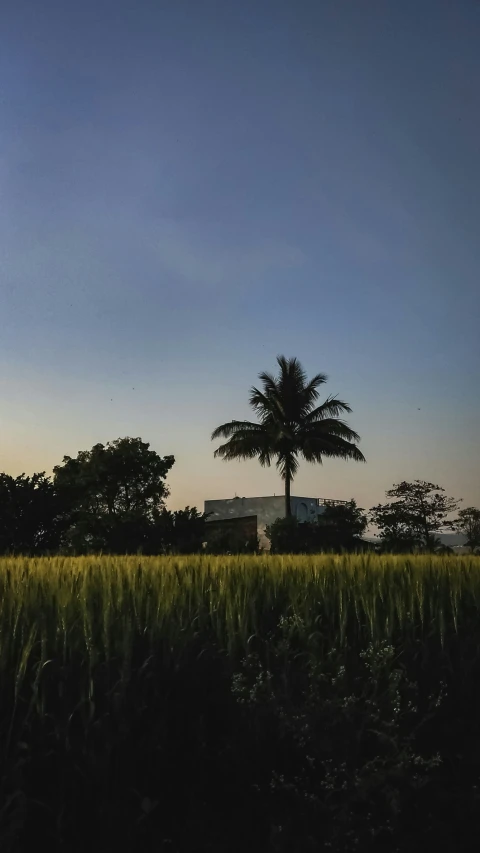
[1,0,479,513]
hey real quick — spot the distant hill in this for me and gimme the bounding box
[437,533,467,547]
[363,533,471,551]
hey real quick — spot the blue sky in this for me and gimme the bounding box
[1,0,479,512]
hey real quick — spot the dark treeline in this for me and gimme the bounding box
[268,481,480,555]
[1,436,479,555]
[0,437,208,556]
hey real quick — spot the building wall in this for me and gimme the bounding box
[204,495,325,549]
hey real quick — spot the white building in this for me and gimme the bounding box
[204,494,348,549]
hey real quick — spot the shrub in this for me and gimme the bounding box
[265,516,312,553]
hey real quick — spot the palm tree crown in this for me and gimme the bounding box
[211,356,365,517]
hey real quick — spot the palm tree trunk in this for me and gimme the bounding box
[285,472,292,518]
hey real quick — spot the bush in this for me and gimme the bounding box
[204,528,259,554]
[266,505,368,554]
[318,499,368,550]
[266,516,314,553]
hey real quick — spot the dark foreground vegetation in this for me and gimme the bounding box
[1,554,480,852]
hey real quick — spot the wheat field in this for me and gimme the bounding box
[1,553,479,668]
[2,553,480,852]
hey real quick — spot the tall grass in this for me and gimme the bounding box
[1,554,480,852]
[1,552,479,720]
[0,554,478,667]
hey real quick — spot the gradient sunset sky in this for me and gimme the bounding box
[1,0,479,512]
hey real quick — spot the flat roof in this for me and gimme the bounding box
[204,495,316,502]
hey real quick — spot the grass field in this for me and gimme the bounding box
[1,553,480,852]
[1,553,479,657]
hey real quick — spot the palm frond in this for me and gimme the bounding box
[302,418,361,444]
[213,422,273,467]
[276,452,300,481]
[249,385,278,415]
[256,371,278,398]
[304,371,328,391]
[301,430,366,464]
[276,356,309,421]
[214,440,272,467]
[304,396,353,422]
[300,372,328,407]
[250,382,287,424]
[318,440,366,462]
[211,420,264,441]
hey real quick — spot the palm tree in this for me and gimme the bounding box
[212,356,365,517]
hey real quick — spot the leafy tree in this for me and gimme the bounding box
[53,437,175,553]
[455,507,480,552]
[369,503,420,554]
[266,501,368,554]
[318,499,368,551]
[0,473,67,555]
[150,507,210,554]
[212,356,365,517]
[370,480,461,553]
[265,516,313,554]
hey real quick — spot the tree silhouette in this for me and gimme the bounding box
[0,472,67,555]
[455,507,480,552]
[212,356,365,517]
[53,437,175,553]
[318,499,368,550]
[370,480,461,553]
